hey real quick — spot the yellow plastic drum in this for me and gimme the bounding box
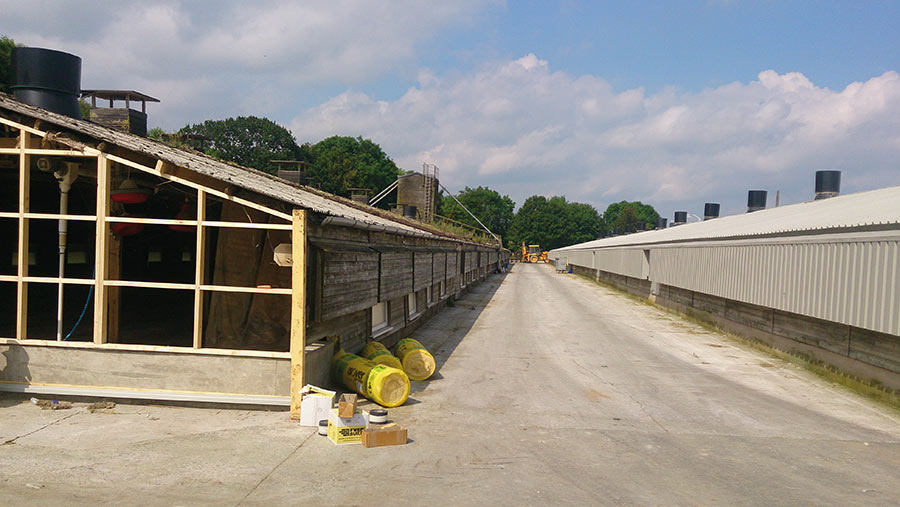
[332,350,410,408]
[361,341,404,371]
[394,338,436,381]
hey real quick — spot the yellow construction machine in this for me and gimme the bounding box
[521,242,549,263]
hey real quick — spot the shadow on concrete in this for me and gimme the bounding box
[408,270,508,394]
[0,343,31,408]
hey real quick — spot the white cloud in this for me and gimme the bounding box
[291,57,900,218]
[3,0,493,127]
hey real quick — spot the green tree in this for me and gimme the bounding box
[1,36,23,94]
[601,201,660,235]
[178,116,301,174]
[439,186,515,239]
[306,136,400,201]
[506,195,602,251]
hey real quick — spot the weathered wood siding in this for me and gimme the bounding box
[320,250,378,321]
[308,309,369,353]
[380,251,412,301]
[447,251,459,277]
[388,296,406,329]
[433,252,447,282]
[414,252,432,291]
[849,327,900,373]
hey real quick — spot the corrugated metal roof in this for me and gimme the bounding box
[555,185,900,251]
[0,94,459,241]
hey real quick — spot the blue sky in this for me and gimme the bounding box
[4,0,900,222]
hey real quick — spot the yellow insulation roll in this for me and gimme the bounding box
[362,341,404,370]
[332,350,410,408]
[394,338,436,381]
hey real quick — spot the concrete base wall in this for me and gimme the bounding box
[577,266,900,391]
[0,340,335,406]
[570,264,651,299]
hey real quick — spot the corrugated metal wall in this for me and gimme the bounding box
[557,237,900,336]
[562,248,646,280]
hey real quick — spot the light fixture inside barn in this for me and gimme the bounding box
[111,177,151,204]
[169,199,197,232]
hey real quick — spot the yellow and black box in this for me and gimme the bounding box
[327,408,367,445]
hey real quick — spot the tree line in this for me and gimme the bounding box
[3,32,658,251]
[442,188,659,251]
[164,116,660,250]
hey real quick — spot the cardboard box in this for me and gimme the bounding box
[362,423,408,448]
[338,393,358,418]
[298,385,336,427]
[327,408,368,445]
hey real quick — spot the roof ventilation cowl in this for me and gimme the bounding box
[747,190,767,213]
[703,203,720,220]
[815,170,841,200]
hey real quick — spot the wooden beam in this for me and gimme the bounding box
[0,148,97,157]
[289,208,307,420]
[193,190,207,349]
[0,116,47,137]
[155,159,176,175]
[105,153,291,221]
[107,234,121,342]
[23,276,94,285]
[16,131,30,340]
[93,154,110,344]
[0,337,291,358]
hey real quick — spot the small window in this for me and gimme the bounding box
[408,292,417,318]
[372,301,388,334]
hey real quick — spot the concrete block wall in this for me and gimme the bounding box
[568,263,900,390]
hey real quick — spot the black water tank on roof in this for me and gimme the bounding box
[703,203,720,220]
[673,211,687,225]
[657,217,668,229]
[10,47,82,119]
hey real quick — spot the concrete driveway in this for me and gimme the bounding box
[2,262,899,505]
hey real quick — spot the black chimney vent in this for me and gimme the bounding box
[657,217,668,229]
[815,170,841,200]
[703,203,720,220]
[747,190,767,212]
[673,211,687,225]
[11,47,82,119]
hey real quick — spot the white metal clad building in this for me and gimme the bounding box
[549,186,900,337]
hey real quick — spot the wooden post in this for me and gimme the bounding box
[289,209,307,420]
[93,154,110,344]
[107,234,121,341]
[16,131,30,340]
[192,189,207,348]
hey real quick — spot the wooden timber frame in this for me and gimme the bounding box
[0,115,308,412]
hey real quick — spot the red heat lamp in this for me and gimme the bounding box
[111,178,151,204]
[111,221,145,237]
[169,200,196,233]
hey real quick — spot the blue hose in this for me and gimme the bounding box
[64,283,94,341]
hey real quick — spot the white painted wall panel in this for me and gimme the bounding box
[560,238,900,336]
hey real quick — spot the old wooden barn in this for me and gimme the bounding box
[0,93,507,415]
